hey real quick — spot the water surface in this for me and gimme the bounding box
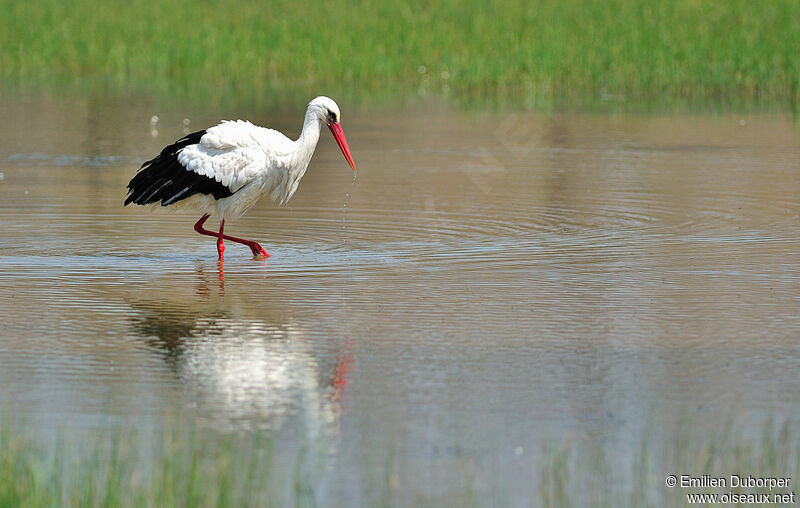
[0,94,799,504]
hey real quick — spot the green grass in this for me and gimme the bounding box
[1,0,799,110]
[0,424,283,507]
[1,418,798,507]
[541,419,800,507]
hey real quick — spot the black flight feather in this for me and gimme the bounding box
[124,129,234,207]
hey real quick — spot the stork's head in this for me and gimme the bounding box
[309,96,357,172]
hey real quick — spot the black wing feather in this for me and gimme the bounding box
[124,130,234,207]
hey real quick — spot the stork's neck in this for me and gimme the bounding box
[295,108,323,158]
[280,106,323,193]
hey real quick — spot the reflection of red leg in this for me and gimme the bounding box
[193,214,270,258]
[331,339,355,401]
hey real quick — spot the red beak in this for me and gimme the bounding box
[328,122,357,171]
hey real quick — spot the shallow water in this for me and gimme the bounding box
[1,94,799,503]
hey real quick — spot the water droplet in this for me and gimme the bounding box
[345,193,350,198]
[150,115,159,124]
[0,172,4,180]
[739,119,746,126]
[183,118,191,126]
[441,70,450,80]
[24,190,29,195]
[151,129,159,138]
[418,65,427,74]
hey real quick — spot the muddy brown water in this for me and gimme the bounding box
[0,93,798,503]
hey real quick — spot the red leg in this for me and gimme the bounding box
[217,219,225,260]
[193,214,270,258]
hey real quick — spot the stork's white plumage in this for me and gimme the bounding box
[125,96,357,260]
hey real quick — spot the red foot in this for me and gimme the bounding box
[250,243,270,258]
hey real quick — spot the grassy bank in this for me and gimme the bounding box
[2,419,798,507]
[1,0,799,110]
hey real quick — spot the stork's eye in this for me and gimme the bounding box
[327,110,337,124]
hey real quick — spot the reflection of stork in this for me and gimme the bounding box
[175,318,340,432]
[124,97,357,260]
[127,269,352,434]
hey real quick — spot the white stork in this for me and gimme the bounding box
[124,96,357,260]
